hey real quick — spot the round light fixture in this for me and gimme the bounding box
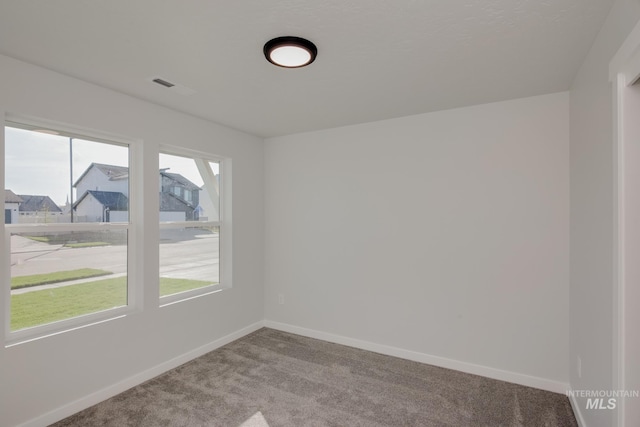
[264,36,317,68]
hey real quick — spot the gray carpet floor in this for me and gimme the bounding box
[52,328,578,427]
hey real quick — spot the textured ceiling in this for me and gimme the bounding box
[0,1,614,137]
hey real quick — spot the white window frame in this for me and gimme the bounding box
[2,115,142,346]
[158,146,231,307]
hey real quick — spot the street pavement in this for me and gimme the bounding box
[10,231,220,294]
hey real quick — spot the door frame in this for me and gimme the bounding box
[610,19,640,427]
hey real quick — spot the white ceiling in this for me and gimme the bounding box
[0,1,614,138]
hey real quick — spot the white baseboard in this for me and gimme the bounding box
[19,321,265,427]
[264,320,569,395]
[568,391,587,427]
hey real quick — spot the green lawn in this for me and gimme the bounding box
[25,236,50,243]
[158,277,215,296]
[64,242,110,248]
[11,277,214,331]
[11,268,112,290]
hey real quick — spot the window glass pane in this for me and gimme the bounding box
[9,229,128,331]
[159,153,220,222]
[4,126,129,224]
[159,225,219,296]
[158,152,221,299]
[5,127,69,224]
[5,125,131,334]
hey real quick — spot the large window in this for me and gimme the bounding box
[2,118,230,343]
[159,151,224,303]
[3,121,133,340]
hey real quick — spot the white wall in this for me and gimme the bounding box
[569,1,640,426]
[159,211,186,222]
[0,54,264,426]
[75,167,129,199]
[265,92,570,389]
[109,210,130,223]
[74,193,107,222]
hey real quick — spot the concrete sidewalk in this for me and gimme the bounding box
[10,234,64,253]
[10,272,128,295]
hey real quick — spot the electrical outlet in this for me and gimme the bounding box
[278,294,285,305]
[577,356,582,378]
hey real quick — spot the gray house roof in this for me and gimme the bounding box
[73,162,129,187]
[74,190,129,210]
[160,171,201,191]
[160,192,196,211]
[74,163,200,190]
[4,189,23,203]
[18,195,62,213]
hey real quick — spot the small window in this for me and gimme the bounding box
[4,122,133,339]
[159,151,223,302]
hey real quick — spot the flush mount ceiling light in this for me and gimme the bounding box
[264,36,317,68]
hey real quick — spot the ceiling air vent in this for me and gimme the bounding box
[152,77,175,88]
[147,76,196,95]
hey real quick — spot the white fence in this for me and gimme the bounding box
[17,213,70,224]
[16,211,187,223]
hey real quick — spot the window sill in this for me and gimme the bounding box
[159,283,228,308]
[5,305,134,347]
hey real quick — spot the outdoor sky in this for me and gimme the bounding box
[4,126,218,206]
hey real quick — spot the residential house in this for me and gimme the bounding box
[159,169,201,221]
[73,190,129,222]
[3,189,22,224]
[74,163,129,198]
[73,162,201,222]
[17,194,64,223]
